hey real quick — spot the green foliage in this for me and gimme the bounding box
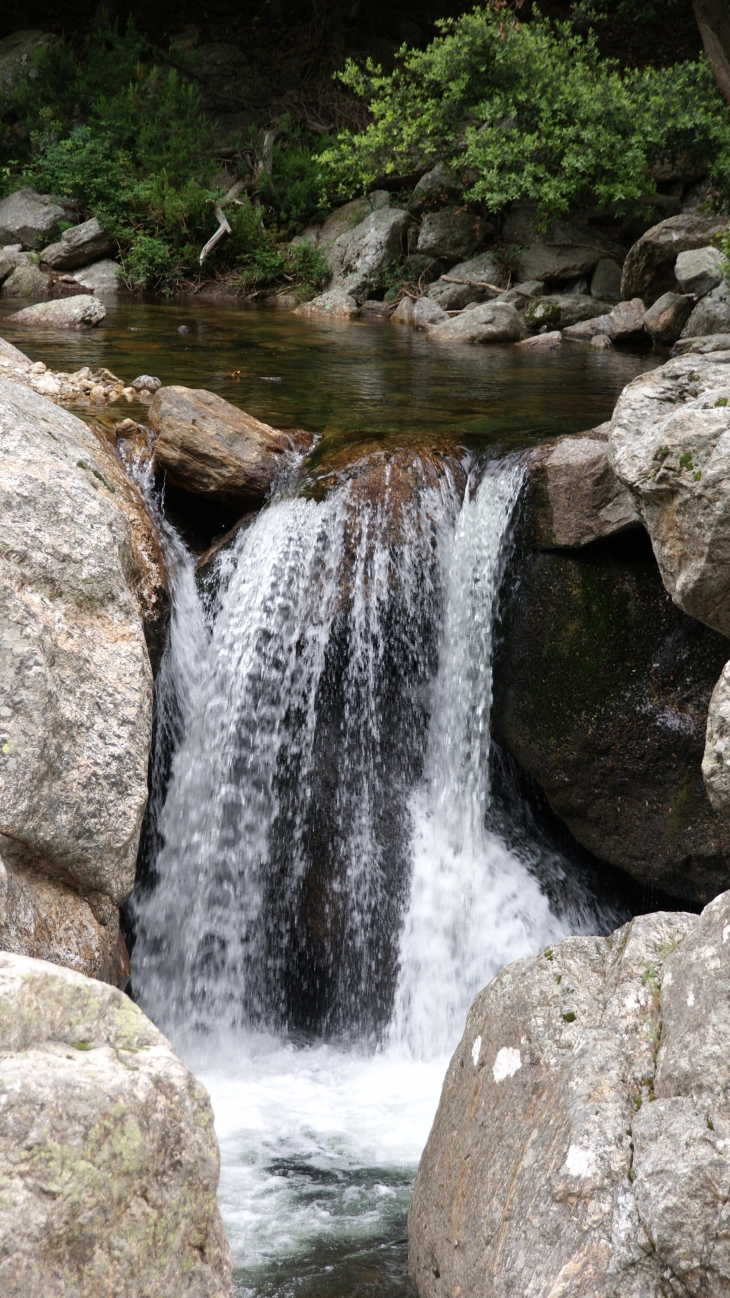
[321,8,730,222]
[258,132,330,233]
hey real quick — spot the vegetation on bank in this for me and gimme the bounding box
[0,4,728,293]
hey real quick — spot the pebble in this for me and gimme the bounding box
[131,375,162,392]
[177,325,189,334]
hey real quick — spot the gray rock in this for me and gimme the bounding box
[40,217,114,271]
[492,279,546,307]
[590,333,614,350]
[410,905,707,1298]
[609,352,730,637]
[681,281,730,338]
[517,240,611,284]
[71,257,123,294]
[132,374,162,392]
[590,257,622,302]
[8,294,106,327]
[608,296,649,345]
[390,296,415,325]
[413,296,449,329]
[523,294,613,331]
[0,951,232,1298]
[408,162,463,216]
[316,192,391,266]
[416,206,491,263]
[0,188,66,250]
[621,214,726,305]
[528,436,641,547]
[0,30,57,91]
[426,252,509,310]
[643,292,694,346]
[428,301,526,345]
[563,312,614,341]
[673,333,730,356]
[515,329,562,349]
[295,287,360,318]
[0,264,50,298]
[675,245,725,297]
[703,659,730,811]
[329,206,410,299]
[0,380,166,979]
[0,245,29,284]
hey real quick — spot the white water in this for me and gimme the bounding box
[131,454,614,1295]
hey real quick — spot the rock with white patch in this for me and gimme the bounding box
[408,903,730,1298]
[328,206,411,300]
[0,951,232,1297]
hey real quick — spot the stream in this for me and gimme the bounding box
[0,298,662,1297]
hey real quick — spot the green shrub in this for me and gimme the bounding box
[258,133,329,233]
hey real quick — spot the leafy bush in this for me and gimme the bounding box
[257,132,329,233]
[320,8,730,223]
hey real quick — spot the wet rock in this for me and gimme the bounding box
[703,659,730,812]
[680,280,730,338]
[294,287,360,318]
[608,296,649,345]
[410,898,730,1298]
[525,436,641,548]
[328,206,410,299]
[70,257,122,294]
[8,294,106,327]
[516,330,562,349]
[149,385,312,508]
[0,951,232,1298]
[428,301,526,345]
[426,252,509,310]
[620,214,725,305]
[1,264,50,298]
[523,294,613,331]
[609,352,730,638]
[416,206,492,263]
[493,526,730,902]
[40,217,114,271]
[643,291,694,345]
[589,256,622,302]
[675,245,725,297]
[0,188,66,250]
[0,380,167,978]
[407,162,464,215]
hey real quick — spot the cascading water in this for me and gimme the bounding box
[130,449,622,1296]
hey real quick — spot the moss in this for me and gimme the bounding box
[562,1010,576,1022]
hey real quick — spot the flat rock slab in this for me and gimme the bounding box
[0,951,232,1298]
[8,295,106,327]
[410,894,730,1298]
[428,301,525,344]
[149,385,313,507]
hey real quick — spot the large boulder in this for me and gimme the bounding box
[40,217,114,270]
[410,893,730,1298]
[643,291,694,346]
[620,214,726,305]
[149,385,313,507]
[673,332,730,356]
[407,162,464,215]
[523,294,613,331]
[428,301,526,345]
[314,192,391,264]
[295,287,359,318]
[329,206,410,299]
[675,245,725,297]
[503,206,624,283]
[525,435,640,549]
[71,258,123,294]
[426,252,509,310]
[609,352,730,638]
[0,379,166,982]
[681,281,730,338]
[493,520,730,903]
[589,257,622,302]
[0,951,232,1298]
[1,264,51,298]
[0,188,66,250]
[416,206,491,263]
[8,295,106,328]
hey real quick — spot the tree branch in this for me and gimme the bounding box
[693,0,730,105]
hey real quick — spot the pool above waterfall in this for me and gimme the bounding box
[0,299,666,1298]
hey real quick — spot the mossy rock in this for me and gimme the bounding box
[493,529,730,904]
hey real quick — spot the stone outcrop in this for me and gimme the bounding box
[493,524,730,903]
[681,281,730,338]
[525,435,640,549]
[0,951,232,1298]
[40,217,114,270]
[329,206,411,299]
[149,385,313,507]
[426,253,509,310]
[428,301,526,345]
[608,351,730,638]
[0,187,66,249]
[410,892,730,1298]
[0,379,166,982]
[620,214,725,305]
[8,295,106,328]
[416,206,491,263]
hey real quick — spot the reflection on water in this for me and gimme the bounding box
[0,296,660,461]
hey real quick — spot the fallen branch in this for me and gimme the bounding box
[199,180,247,266]
[441,275,530,297]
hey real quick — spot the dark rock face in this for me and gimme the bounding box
[493,528,730,903]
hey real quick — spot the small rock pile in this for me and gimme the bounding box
[0,334,154,405]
